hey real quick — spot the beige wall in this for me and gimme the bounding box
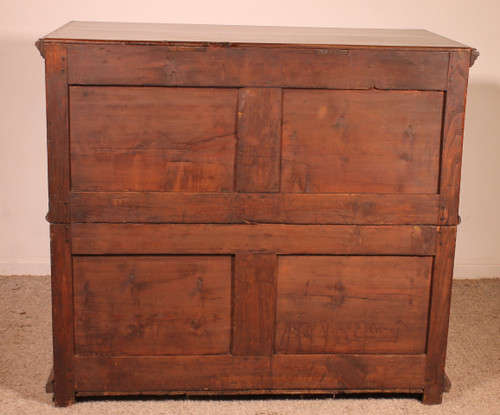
[1,0,498,277]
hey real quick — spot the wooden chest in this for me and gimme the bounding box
[37,22,477,406]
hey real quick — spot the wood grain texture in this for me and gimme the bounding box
[71,224,437,256]
[73,256,232,355]
[67,45,449,90]
[282,89,444,194]
[70,192,440,225]
[423,226,457,404]
[75,355,273,392]
[42,22,470,48]
[39,24,476,405]
[233,254,277,355]
[275,256,432,354]
[272,355,426,390]
[439,51,471,225]
[73,354,426,392]
[236,88,281,192]
[69,86,237,192]
[44,44,70,223]
[49,225,74,406]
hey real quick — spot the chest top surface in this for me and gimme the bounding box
[38,21,472,50]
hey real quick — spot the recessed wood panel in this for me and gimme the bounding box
[73,256,232,355]
[276,256,432,354]
[282,89,443,194]
[69,86,238,192]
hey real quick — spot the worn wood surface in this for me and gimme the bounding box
[67,45,449,90]
[41,22,470,48]
[439,51,471,225]
[70,86,237,192]
[275,256,431,354]
[73,354,426,392]
[271,354,426,390]
[44,44,70,223]
[73,256,231,355]
[236,88,281,192]
[282,89,443,194]
[49,225,74,406]
[423,226,457,404]
[71,224,437,256]
[70,192,440,224]
[233,254,277,355]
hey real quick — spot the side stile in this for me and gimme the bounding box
[50,224,75,406]
[44,42,71,223]
[423,226,457,404]
[439,50,471,225]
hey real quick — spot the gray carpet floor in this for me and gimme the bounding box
[0,276,498,414]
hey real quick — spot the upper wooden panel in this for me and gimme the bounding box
[70,86,237,192]
[40,22,470,49]
[282,89,443,194]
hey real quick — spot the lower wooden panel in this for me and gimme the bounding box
[275,256,432,354]
[73,256,232,355]
[71,224,437,255]
[73,354,426,392]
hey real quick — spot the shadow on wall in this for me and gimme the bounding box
[455,80,500,276]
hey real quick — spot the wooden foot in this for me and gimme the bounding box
[45,367,54,393]
[444,373,452,393]
[422,373,451,404]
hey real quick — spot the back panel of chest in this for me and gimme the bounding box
[38,22,476,406]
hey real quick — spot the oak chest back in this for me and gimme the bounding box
[37,22,477,406]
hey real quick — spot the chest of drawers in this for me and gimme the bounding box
[37,22,477,406]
